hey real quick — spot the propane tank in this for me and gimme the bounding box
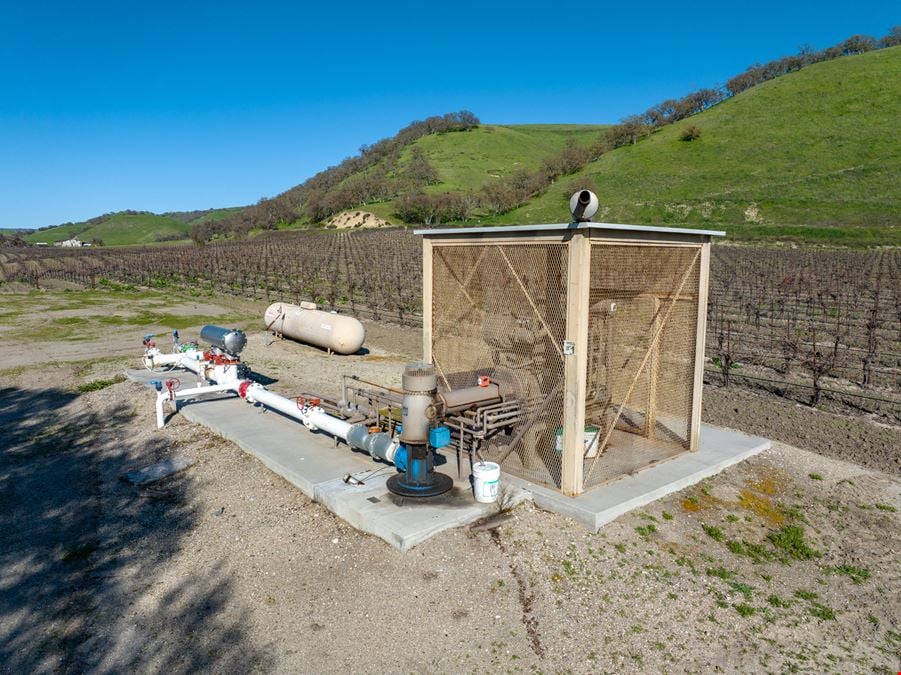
[264,302,365,355]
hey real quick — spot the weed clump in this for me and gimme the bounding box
[768,525,820,561]
[828,564,871,584]
[809,602,836,620]
[702,524,724,541]
[727,539,776,564]
[794,589,819,601]
[635,524,657,538]
[76,374,126,393]
[706,566,734,580]
[729,581,754,600]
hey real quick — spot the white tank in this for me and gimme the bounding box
[264,302,365,355]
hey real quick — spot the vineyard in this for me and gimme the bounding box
[2,231,899,419]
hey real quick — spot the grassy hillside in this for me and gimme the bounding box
[178,207,243,226]
[314,124,607,225]
[415,124,606,190]
[24,213,190,246]
[22,208,240,247]
[495,47,900,244]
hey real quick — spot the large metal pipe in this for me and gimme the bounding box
[346,424,399,464]
[438,384,502,414]
[200,325,247,354]
[265,302,365,355]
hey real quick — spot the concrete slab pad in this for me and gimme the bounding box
[125,369,527,551]
[125,368,768,543]
[501,425,770,530]
[314,470,529,551]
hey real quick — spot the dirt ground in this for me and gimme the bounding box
[1,285,899,673]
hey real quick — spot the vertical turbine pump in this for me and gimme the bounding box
[386,363,454,498]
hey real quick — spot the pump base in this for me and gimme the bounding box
[387,472,453,498]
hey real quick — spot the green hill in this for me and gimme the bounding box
[23,208,239,247]
[494,47,901,244]
[410,124,605,190]
[300,123,608,226]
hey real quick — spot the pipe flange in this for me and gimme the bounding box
[387,472,453,498]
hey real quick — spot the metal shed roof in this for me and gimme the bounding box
[414,222,725,238]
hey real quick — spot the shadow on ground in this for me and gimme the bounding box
[0,386,274,673]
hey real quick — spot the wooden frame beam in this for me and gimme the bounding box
[561,232,591,496]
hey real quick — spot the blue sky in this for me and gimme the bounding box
[0,1,895,229]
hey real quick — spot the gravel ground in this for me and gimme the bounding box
[1,287,900,673]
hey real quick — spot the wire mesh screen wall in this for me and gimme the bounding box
[430,243,568,488]
[423,226,713,496]
[583,244,701,488]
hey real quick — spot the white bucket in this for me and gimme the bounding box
[472,461,501,503]
[554,426,601,458]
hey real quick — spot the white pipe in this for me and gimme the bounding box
[303,407,354,439]
[156,382,236,428]
[174,383,235,399]
[244,386,301,420]
[151,370,398,467]
[149,355,358,448]
[143,349,204,371]
[156,391,166,428]
[244,385,353,439]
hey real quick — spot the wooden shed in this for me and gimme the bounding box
[417,222,723,496]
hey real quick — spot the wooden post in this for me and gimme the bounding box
[644,297,661,438]
[561,232,591,496]
[690,242,711,452]
[422,238,433,362]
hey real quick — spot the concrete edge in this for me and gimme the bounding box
[502,436,771,530]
